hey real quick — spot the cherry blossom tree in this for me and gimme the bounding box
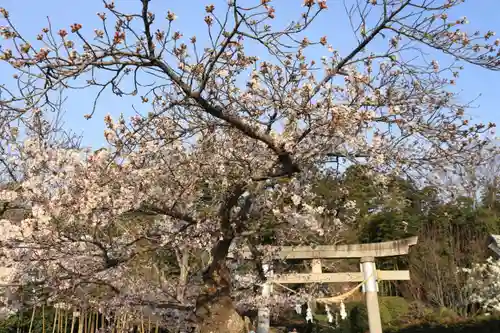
[462,257,500,313]
[0,0,499,331]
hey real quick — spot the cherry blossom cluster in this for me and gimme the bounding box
[462,257,500,313]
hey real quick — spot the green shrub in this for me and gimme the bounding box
[348,302,368,333]
[436,307,459,320]
[406,301,433,321]
[342,297,410,332]
[381,297,410,321]
[0,307,57,333]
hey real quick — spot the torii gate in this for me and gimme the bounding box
[488,234,500,258]
[234,236,418,333]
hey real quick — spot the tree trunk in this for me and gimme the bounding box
[176,248,189,303]
[195,261,245,333]
[198,296,246,333]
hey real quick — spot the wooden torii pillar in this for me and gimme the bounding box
[234,237,418,333]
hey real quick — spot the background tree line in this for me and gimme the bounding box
[312,163,500,318]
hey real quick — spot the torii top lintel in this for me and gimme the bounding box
[234,236,418,260]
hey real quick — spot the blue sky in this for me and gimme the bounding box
[1,0,500,148]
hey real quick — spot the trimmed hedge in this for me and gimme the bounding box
[308,298,500,333]
[329,315,500,333]
[386,317,500,333]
